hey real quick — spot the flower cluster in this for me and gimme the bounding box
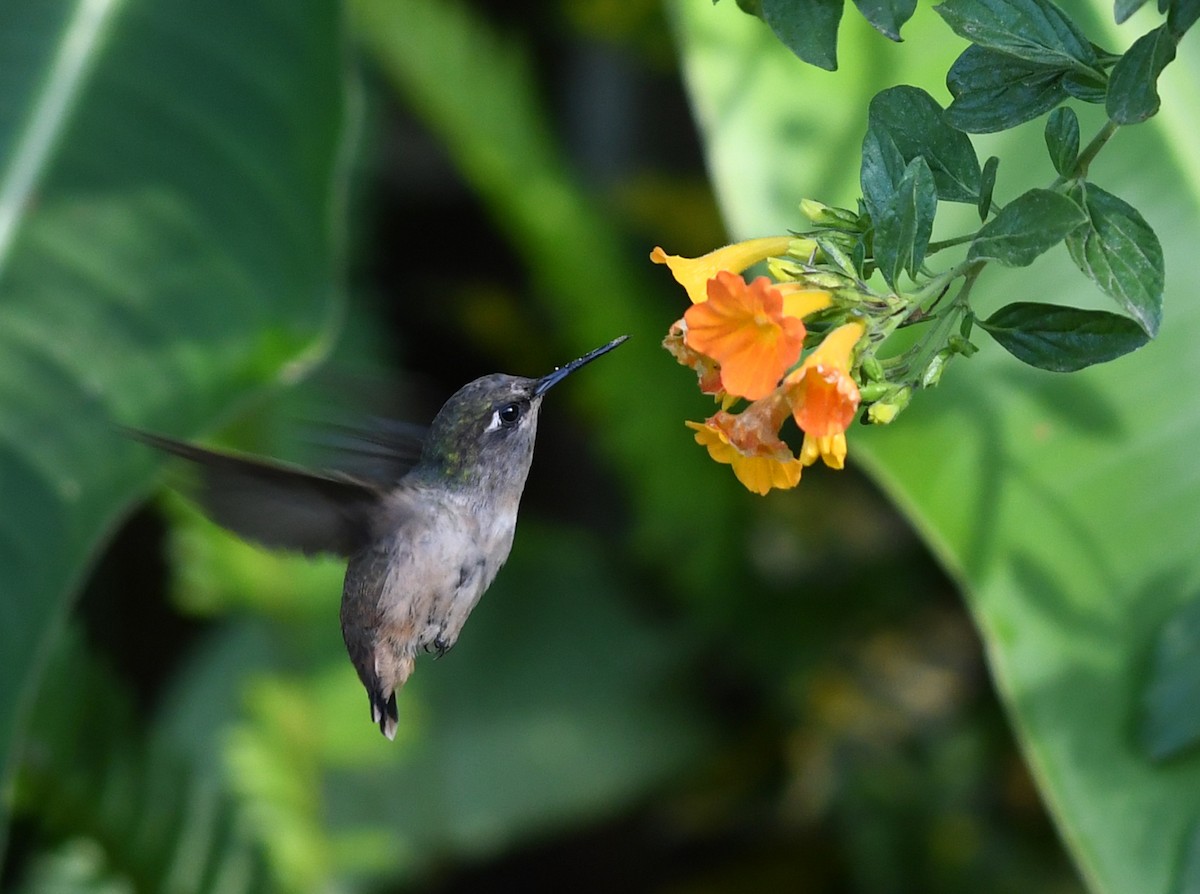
[654,237,868,495]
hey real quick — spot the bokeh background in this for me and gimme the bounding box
[5,0,1198,891]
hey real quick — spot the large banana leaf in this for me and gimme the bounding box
[672,1,1200,892]
[0,0,348,840]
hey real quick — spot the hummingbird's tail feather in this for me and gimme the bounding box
[128,428,382,557]
[370,689,399,740]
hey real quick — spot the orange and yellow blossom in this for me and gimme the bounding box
[685,393,802,495]
[683,272,806,400]
[663,319,723,396]
[785,321,866,470]
[650,236,794,305]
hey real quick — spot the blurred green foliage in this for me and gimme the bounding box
[8,0,1192,891]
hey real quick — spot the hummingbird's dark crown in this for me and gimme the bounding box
[417,373,544,488]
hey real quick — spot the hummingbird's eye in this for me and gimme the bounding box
[497,402,523,425]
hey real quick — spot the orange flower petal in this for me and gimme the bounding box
[683,273,806,400]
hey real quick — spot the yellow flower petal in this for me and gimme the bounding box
[651,236,794,304]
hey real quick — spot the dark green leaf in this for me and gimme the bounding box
[851,0,917,39]
[1065,182,1164,336]
[1045,106,1081,176]
[1168,0,1200,35]
[0,0,346,837]
[979,302,1151,370]
[762,0,844,70]
[1062,69,1110,102]
[861,125,909,220]
[968,188,1088,266]
[864,86,981,203]
[1140,596,1200,761]
[874,156,938,287]
[946,45,1068,132]
[1173,817,1200,894]
[1115,0,1151,22]
[978,155,999,220]
[1107,25,1177,123]
[734,0,765,14]
[934,0,1098,71]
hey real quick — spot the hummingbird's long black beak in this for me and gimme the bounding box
[534,335,629,397]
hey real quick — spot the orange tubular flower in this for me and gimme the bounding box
[683,272,806,400]
[786,321,866,469]
[685,394,802,495]
[650,236,794,305]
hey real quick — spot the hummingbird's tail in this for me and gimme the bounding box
[370,689,399,741]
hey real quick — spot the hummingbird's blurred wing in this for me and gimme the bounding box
[312,417,427,486]
[130,430,383,557]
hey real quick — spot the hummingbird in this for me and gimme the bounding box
[134,335,628,739]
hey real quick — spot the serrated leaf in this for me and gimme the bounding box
[1065,181,1164,336]
[978,155,999,220]
[851,0,917,39]
[934,0,1098,71]
[979,302,1150,370]
[864,86,981,203]
[946,45,1069,132]
[1140,596,1200,762]
[1045,106,1081,176]
[1107,25,1178,123]
[874,156,937,287]
[967,188,1088,266]
[762,0,844,70]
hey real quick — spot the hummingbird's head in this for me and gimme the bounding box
[418,336,628,491]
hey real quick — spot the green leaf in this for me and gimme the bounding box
[1115,0,1151,23]
[978,302,1151,370]
[874,157,938,288]
[1045,106,1081,176]
[864,85,982,203]
[1062,69,1110,102]
[1065,181,1164,336]
[1168,0,1200,36]
[1141,596,1200,762]
[978,155,1000,220]
[0,0,347,845]
[851,0,918,39]
[860,125,910,221]
[934,0,1098,71]
[1107,25,1178,123]
[967,188,1088,266]
[945,45,1069,132]
[762,0,844,70]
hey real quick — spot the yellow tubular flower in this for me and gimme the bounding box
[776,282,834,319]
[650,236,794,305]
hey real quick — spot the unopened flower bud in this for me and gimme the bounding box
[866,386,912,425]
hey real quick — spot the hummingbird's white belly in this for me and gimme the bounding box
[377,488,519,656]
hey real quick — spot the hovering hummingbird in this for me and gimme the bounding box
[135,335,628,739]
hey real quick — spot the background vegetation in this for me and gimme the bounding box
[2,0,1197,891]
